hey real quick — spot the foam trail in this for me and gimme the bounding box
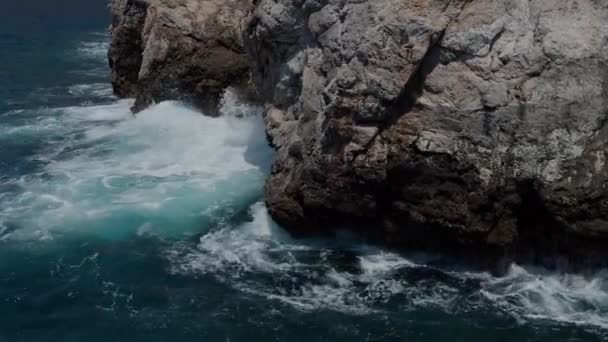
[77,40,110,60]
[481,265,608,329]
[68,83,115,99]
[166,203,608,330]
[166,203,446,315]
[0,90,273,241]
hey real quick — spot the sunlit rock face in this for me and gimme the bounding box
[110,0,608,265]
[109,0,254,112]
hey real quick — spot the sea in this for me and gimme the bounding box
[0,1,607,341]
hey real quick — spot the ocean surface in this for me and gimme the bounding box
[1,2,608,341]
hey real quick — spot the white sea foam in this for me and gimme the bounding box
[0,91,273,241]
[166,202,608,330]
[68,83,115,99]
[358,252,417,278]
[77,40,110,60]
[166,202,440,315]
[481,265,608,330]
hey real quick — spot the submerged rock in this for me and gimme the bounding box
[109,0,608,266]
[109,0,253,112]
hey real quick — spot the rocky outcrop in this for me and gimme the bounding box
[242,0,608,265]
[109,0,148,99]
[109,0,253,112]
[109,0,608,267]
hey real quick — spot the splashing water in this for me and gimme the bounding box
[482,265,608,329]
[0,92,273,241]
[165,203,608,334]
[77,40,110,60]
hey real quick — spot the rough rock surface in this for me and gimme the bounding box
[109,0,608,267]
[243,0,608,265]
[109,0,148,99]
[109,0,254,112]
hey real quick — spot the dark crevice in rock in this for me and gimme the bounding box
[598,62,608,133]
[349,33,446,164]
[486,26,505,55]
[514,180,608,272]
[387,42,443,121]
[499,84,528,176]
[108,0,148,99]
[349,1,474,164]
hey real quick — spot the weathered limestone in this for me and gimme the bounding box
[109,0,254,112]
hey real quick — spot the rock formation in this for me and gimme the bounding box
[109,0,608,268]
[109,0,253,112]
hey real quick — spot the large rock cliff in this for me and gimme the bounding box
[109,0,608,267]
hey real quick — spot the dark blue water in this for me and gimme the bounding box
[1,2,608,341]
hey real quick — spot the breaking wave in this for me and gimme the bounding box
[0,90,273,242]
[166,203,608,332]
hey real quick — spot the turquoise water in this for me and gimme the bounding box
[1,2,608,341]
